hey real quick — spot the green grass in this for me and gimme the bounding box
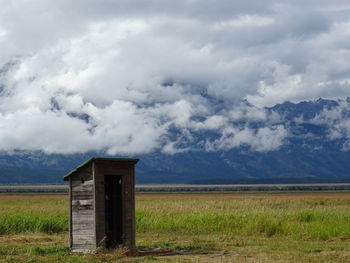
[135,194,350,240]
[2,193,350,240]
[0,195,67,234]
[0,213,67,234]
[1,193,350,262]
[25,245,70,256]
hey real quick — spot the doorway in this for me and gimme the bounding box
[104,175,123,248]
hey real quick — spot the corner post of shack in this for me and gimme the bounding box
[64,157,139,253]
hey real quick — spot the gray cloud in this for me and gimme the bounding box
[0,0,350,154]
[310,99,350,151]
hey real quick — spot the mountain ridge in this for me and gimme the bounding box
[1,98,350,184]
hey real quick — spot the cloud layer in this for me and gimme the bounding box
[0,0,350,154]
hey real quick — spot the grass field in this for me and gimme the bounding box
[1,192,350,262]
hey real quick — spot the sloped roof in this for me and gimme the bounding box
[63,157,139,181]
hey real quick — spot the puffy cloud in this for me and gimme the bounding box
[0,0,350,154]
[308,99,350,150]
[206,125,288,152]
[205,125,287,152]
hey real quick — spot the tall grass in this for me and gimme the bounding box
[135,193,350,240]
[0,213,67,234]
[1,193,350,241]
[135,209,350,239]
[0,195,67,234]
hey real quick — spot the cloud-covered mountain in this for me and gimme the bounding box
[1,98,350,184]
[1,1,350,183]
[1,1,350,156]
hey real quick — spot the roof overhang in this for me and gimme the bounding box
[63,157,139,181]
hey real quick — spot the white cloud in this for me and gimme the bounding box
[0,0,350,154]
[0,25,7,41]
[309,99,350,150]
[212,15,274,30]
[205,125,287,152]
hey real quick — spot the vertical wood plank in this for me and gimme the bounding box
[131,165,136,249]
[93,160,97,249]
[69,178,73,248]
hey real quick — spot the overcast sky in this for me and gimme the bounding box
[1,0,350,154]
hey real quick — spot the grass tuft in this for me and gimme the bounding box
[26,245,69,256]
[0,213,67,234]
[253,218,284,237]
[298,211,317,222]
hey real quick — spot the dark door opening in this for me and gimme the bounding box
[104,175,123,248]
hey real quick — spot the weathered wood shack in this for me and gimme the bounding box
[63,157,138,252]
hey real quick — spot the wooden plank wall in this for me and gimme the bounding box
[70,163,96,251]
[94,162,105,248]
[124,164,136,249]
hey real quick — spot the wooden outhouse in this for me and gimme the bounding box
[63,157,139,252]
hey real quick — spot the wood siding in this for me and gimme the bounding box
[70,163,96,251]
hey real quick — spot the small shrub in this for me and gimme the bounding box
[298,211,316,222]
[254,218,284,237]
